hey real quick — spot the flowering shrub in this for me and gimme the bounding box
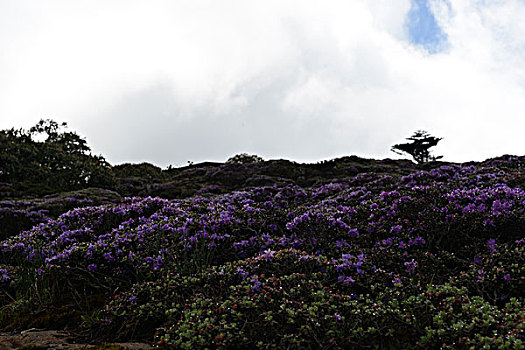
[0,188,120,240]
[226,153,264,164]
[0,156,524,348]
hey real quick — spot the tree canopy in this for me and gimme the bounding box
[226,153,264,164]
[391,130,443,164]
[0,119,114,195]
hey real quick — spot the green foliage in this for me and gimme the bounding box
[112,163,163,180]
[0,119,114,195]
[226,153,264,164]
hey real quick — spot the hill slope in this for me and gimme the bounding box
[0,155,524,348]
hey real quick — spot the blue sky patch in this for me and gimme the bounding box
[406,0,448,54]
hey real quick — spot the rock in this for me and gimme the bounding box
[0,330,153,350]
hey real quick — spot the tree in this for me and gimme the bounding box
[391,130,443,164]
[226,153,264,164]
[0,119,114,194]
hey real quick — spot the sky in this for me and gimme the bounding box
[0,0,524,167]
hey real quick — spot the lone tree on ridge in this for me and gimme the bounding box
[391,130,443,164]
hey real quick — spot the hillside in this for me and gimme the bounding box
[0,152,524,348]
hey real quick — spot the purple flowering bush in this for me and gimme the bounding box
[0,156,524,348]
[0,188,121,240]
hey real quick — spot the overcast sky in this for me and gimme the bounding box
[1,0,524,167]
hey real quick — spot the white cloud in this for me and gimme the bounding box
[0,0,524,166]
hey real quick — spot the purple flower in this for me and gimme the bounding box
[335,239,349,250]
[503,274,511,283]
[338,275,355,285]
[237,268,249,280]
[341,253,354,261]
[487,238,497,253]
[408,236,425,247]
[462,203,477,214]
[233,240,250,250]
[381,238,393,247]
[334,313,342,321]
[103,252,115,262]
[87,264,97,272]
[492,200,503,216]
[298,254,310,261]
[477,269,487,282]
[348,228,359,237]
[13,242,25,250]
[250,276,262,292]
[390,225,402,234]
[0,269,9,283]
[404,259,417,274]
[262,249,275,261]
[484,218,495,226]
[153,255,163,270]
[129,295,137,303]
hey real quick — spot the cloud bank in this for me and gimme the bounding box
[0,0,524,167]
